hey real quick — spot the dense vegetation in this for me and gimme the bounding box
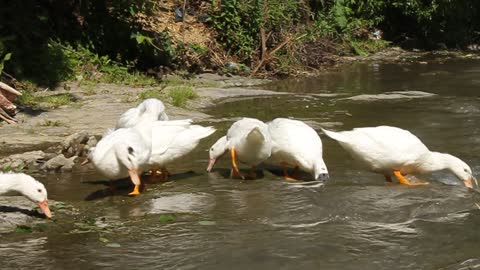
[1,0,479,87]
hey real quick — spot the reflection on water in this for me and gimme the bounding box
[2,58,480,269]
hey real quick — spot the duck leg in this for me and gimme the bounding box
[393,170,429,186]
[146,169,157,183]
[230,147,244,179]
[160,168,170,181]
[128,169,142,195]
[249,165,257,179]
[281,162,300,181]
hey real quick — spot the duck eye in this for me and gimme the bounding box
[37,189,42,193]
[464,168,468,173]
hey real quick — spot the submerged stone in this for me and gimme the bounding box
[341,91,436,101]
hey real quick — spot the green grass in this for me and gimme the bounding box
[17,90,36,107]
[39,119,65,127]
[137,88,163,101]
[350,39,390,56]
[168,86,198,108]
[39,94,74,108]
[18,91,75,109]
[81,82,96,96]
[160,77,221,89]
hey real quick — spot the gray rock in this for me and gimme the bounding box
[0,196,47,234]
[43,152,58,160]
[62,131,89,148]
[62,131,90,158]
[0,150,47,170]
[86,136,97,148]
[41,154,76,172]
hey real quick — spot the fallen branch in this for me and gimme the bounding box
[0,82,21,96]
[0,107,17,124]
[251,29,294,75]
[0,81,21,124]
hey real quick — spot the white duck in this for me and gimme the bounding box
[0,173,52,218]
[116,98,168,129]
[321,126,476,188]
[267,118,329,181]
[207,118,272,179]
[135,119,216,180]
[89,127,151,195]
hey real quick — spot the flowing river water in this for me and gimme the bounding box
[2,56,480,269]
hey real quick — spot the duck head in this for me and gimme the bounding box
[207,136,228,172]
[438,153,477,188]
[18,174,52,218]
[314,160,330,181]
[116,141,151,173]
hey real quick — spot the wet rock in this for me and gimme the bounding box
[0,196,48,234]
[41,154,76,172]
[341,91,436,101]
[85,136,97,152]
[43,152,58,160]
[62,131,91,158]
[0,150,47,170]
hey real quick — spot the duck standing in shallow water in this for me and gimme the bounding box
[116,98,168,129]
[207,118,272,179]
[89,127,151,195]
[0,173,52,218]
[135,119,216,181]
[267,118,329,181]
[322,126,476,188]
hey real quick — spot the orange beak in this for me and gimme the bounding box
[464,178,473,189]
[37,199,52,218]
[206,158,216,172]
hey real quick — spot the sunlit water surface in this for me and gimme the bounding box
[2,56,480,269]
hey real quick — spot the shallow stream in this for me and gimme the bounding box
[2,55,480,269]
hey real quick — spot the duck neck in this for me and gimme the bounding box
[419,152,450,173]
[0,174,26,195]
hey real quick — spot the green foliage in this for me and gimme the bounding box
[0,52,11,74]
[209,0,303,62]
[0,0,171,87]
[209,0,259,61]
[168,86,198,108]
[138,89,163,101]
[333,0,348,30]
[1,0,479,81]
[57,41,157,86]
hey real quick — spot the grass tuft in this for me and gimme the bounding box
[40,119,65,127]
[18,91,75,109]
[137,89,163,101]
[168,86,198,108]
